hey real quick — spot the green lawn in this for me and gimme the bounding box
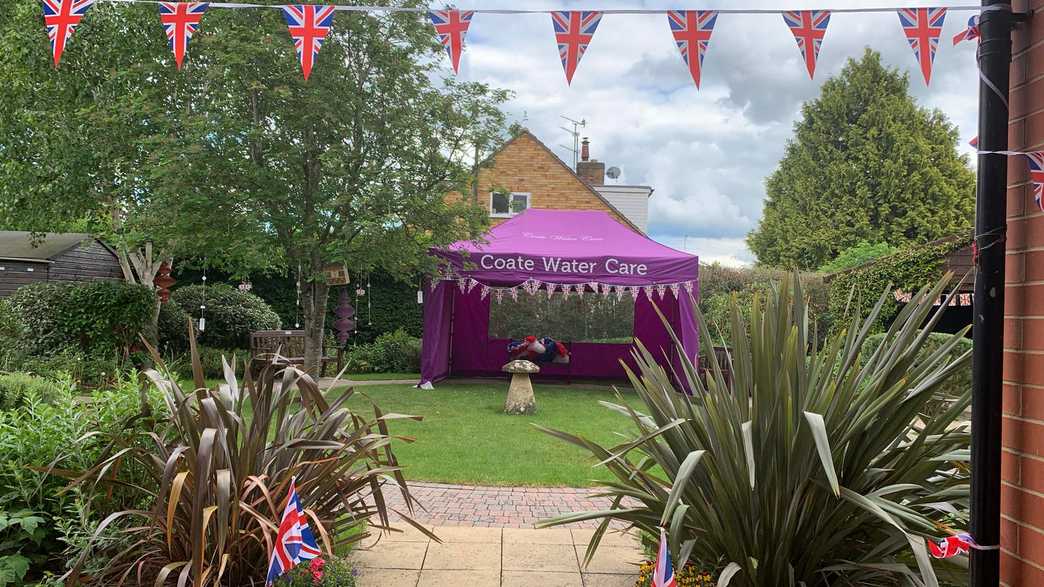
[336,382,644,487]
[340,372,419,381]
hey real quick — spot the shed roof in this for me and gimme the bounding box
[0,232,96,262]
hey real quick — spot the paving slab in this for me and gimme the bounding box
[349,541,427,570]
[354,568,420,587]
[503,527,574,545]
[582,572,639,586]
[418,569,501,587]
[423,541,502,570]
[577,545,644,575]
[503,542,581,573]
[502,570,584,586]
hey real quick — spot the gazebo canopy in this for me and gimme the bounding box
[435,209,697,288]
[421,210,700,386]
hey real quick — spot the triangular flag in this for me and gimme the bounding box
[897,8,946,85]
[1026,151,1044,213]
[952,14,979,46]
[42,0,95,67]
[546,283,557,299]
[551,11,602,84]
[667,11,717,88]
[159,2,208,70]
[282,5,336,80]
[782,10,830,79]
[429,9,474,74]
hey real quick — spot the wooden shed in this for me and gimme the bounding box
[0,232,124,298]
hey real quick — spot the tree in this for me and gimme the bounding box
[747,49,975,269]
[0,1,509,371]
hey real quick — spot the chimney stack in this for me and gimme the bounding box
[576,137,605,185]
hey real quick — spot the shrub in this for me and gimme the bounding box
[17,346,123,388]
[539,274,971,586]
[342,329,421,374]
[863,331,972,418]
[0,374,161,581]
[0,301,26,371]
[176,345,250,381]
[157,300,192,353]
[68,351,432,584]
[6,281,154,356]
[0,372,65,410]
[818,241,898,274]
[171,284,281,349]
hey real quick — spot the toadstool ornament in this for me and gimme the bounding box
[502,360,539,415]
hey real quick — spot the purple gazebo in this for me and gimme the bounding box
[419,209,699,386]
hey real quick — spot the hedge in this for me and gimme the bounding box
[826,237,970,332]
[6,281,154,355]
[170,285,281,350]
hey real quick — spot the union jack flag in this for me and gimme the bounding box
[1026,152,1044,213]
[783,11,830,80]
[897,8,947,85]
[551,11,602,85]
[429,10,474,74]
[667,10,717,89]
[265,478,322,585]
[41,0,95,67]
[928,533,975,559]
[282,5,336,80]
[953,14,980,46]
[653,528,676,587]
[969,135,979,148]
[158,2,208,70]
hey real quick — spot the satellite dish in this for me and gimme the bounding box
[606,166,621,180]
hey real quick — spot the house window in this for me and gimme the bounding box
[490,191,530,218]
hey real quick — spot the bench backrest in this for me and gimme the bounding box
[250,330,308,357]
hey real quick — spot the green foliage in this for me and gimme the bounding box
[818,241,898,274]
[68,349,431,584]
[747,49,975,269]
[0,374,161,581]
[273,558,357,587]
[488,293,635,343]
[177,346,250,381]
[15,347,123,388]
[539,274,971,586]
[343,329,421,374]
[0,508,45,586]
[0,373,64,410]
[156,300,191,353]
[171,284,281,349]
[0,302,25,372]
[6,281,154,356]
[827,237,969,330]
[863,332,972,418]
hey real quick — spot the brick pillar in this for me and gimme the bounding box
[1002,3,1044,584]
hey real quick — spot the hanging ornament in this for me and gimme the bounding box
[587,281,600,296]
[510,287,520,302]
[333,288,356,346]
[159,2,209,70]
[669,283,681,299]
[43,0,96,68]
[896,8,946,85]
[467,278,480,294]
[656,283,668,300]
[546,283,557,299]
[562,284,573,299]
[603,284,613,299]
[641,285,653,300]
[630,286,640,300]
[576,283,586,299]
[667,10,718,89]
[494,288,505,304]
[457,277,468,294]
[428,9,475,74]
[782,10,830,79]
[684,280,696,294]
[480,285,491,300]
[430,278,440,292]
[282,4,336,81]
[551,10,603,85]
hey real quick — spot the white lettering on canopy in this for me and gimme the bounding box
[477,255,647,276]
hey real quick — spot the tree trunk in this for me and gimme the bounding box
[143,297,161,350]
[302,279,330,378]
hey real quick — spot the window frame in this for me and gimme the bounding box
[490,191,531,218]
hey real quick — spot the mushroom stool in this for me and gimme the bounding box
[502,359,540,415]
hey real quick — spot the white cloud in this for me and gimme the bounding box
[453,1,980,266]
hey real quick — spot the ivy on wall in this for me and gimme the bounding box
[827,236,970,331]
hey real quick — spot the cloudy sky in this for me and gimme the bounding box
[446,1,981,266]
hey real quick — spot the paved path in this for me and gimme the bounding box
[382,482,629,529]
[350,526,643,587]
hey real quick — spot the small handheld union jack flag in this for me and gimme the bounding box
[551,11,602,85]
[429,10,475,75]
[653,527,676,587]
[782,10,830,80]
[953,15,980,46]
[282,5,336,81]
[897,7,947,85]
[158,2,209,70]
[927,532,975,559]
[265,478,322,585]
[1026,151,1044,213]
[667,10,717,89]
[41,0,95,68]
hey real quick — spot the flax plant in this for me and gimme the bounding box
[538,274,971,587]
[65,331,432,586]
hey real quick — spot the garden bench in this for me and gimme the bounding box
[249,330,338,377]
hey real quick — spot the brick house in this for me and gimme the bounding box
[1002,2,1044,583]
[452,130,652,232]
[0,232,123,298]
